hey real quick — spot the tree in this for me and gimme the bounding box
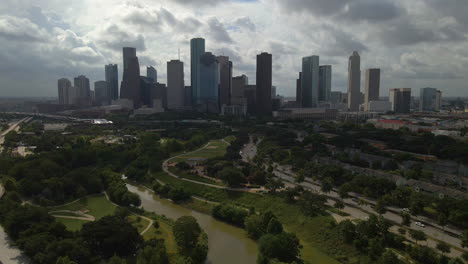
[462,230,468,248]
[245,214,264,239]
[173,216,201,251]
[107,255,127,264]
[375,199,387,215]
[338,220,356,243]
[401,212,411,226]
[320,177,333,193]
[136,239,169,264]
[436,242,451,255]
[266,217,283,234]
[409,230,427,245]
[378,250,402,264]
[217,167,245,187]
[258,232,301,263]
[56,256,77,264]
[81,215,143,258]
[334,200,345,209]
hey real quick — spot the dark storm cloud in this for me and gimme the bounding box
[343,0,403,22]
[207,18,233,43]
[377,19,466,46]
[275,0,347,16]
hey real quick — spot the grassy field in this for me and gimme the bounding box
[168,168,225,186]
[170,140,229,163]
[152,171,360,264]
[49,194,117,220]
[55,218,89,231]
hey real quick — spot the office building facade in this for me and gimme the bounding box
[217,56,232,107]
[319,65,331,102]
[364,68,380,111]
[167,60,185,110]
[347,51,361,111]
[199,52,219,113]
[301,56,319,108]
[256,52,272,115]
[74,75,91,106]
[105,64,119,100]
[147,66,157,83]
[58,78,71,105]
[420,87,442,112]
[190,38,205,105]
[296,72,302,106]
[94,81,109,106]
[390,88,411,113]
[120,47,141,108]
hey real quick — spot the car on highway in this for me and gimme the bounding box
[414,221,425,227]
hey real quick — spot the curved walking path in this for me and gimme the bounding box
[162,140,264,193]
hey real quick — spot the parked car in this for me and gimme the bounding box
[414,221,425,227]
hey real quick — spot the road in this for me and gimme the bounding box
[162,141,264,193]
[0,117,32,147]
[240,141,467,258]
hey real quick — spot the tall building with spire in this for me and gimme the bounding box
[256,52,272,115]
[301,56,319,108]
[364,68,380,111]
[347,51,361,111]
[147,66,157,83]
[105,64,119,100]
[120,47,141,108]
[190,38,205,105]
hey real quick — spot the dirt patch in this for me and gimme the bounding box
[206,146,218,149]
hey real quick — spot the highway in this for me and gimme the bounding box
[0,117,32,147]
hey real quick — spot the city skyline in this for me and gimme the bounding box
[1,1,468,98]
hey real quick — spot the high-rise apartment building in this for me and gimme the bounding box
[301,56,319,107]
[217,56,232,107]
[190,38,205,105]
[390,88,411,113]
[120,47,141,108]
[364,68,380,111]
[105,64,118,100]
[58,78,71,104]
[147,66,157,83]
[256,52,272,115]
[319,65,332,102]
[74,75,91,106]
[167,60,185,110]
[94,81,109,105]
[420,87,442,112]
[347,51,361,111]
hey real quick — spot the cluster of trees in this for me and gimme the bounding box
[203,159,269,187]
[102,169,141,206]
[280,186,328,216]
[244,211,302,263]
[173,216,208,264]
[224,131,249,160]
[211,203,248,227]
[0,194,153,264]
[152,181,191,202]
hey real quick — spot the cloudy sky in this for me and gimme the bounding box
[0,0,467,98]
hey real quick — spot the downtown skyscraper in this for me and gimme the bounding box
[319,65,332,102]
[301,56,319,108]
[347,51,361,111]
[256,52,272,115]
[199,52,219,113]
[167,60,185,110]
[120,47,141,108]
[364,68,380,111]
[105,64,118,100]
[191,38,205,105]
[147,66,157,83]
[57,78,71,105]
[217,56,232,107]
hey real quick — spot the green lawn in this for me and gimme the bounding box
[168,168,224,186]
[170,140,229,162]
[55,218,89,231]
[152,171,353,264]
[49,194,117,220]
